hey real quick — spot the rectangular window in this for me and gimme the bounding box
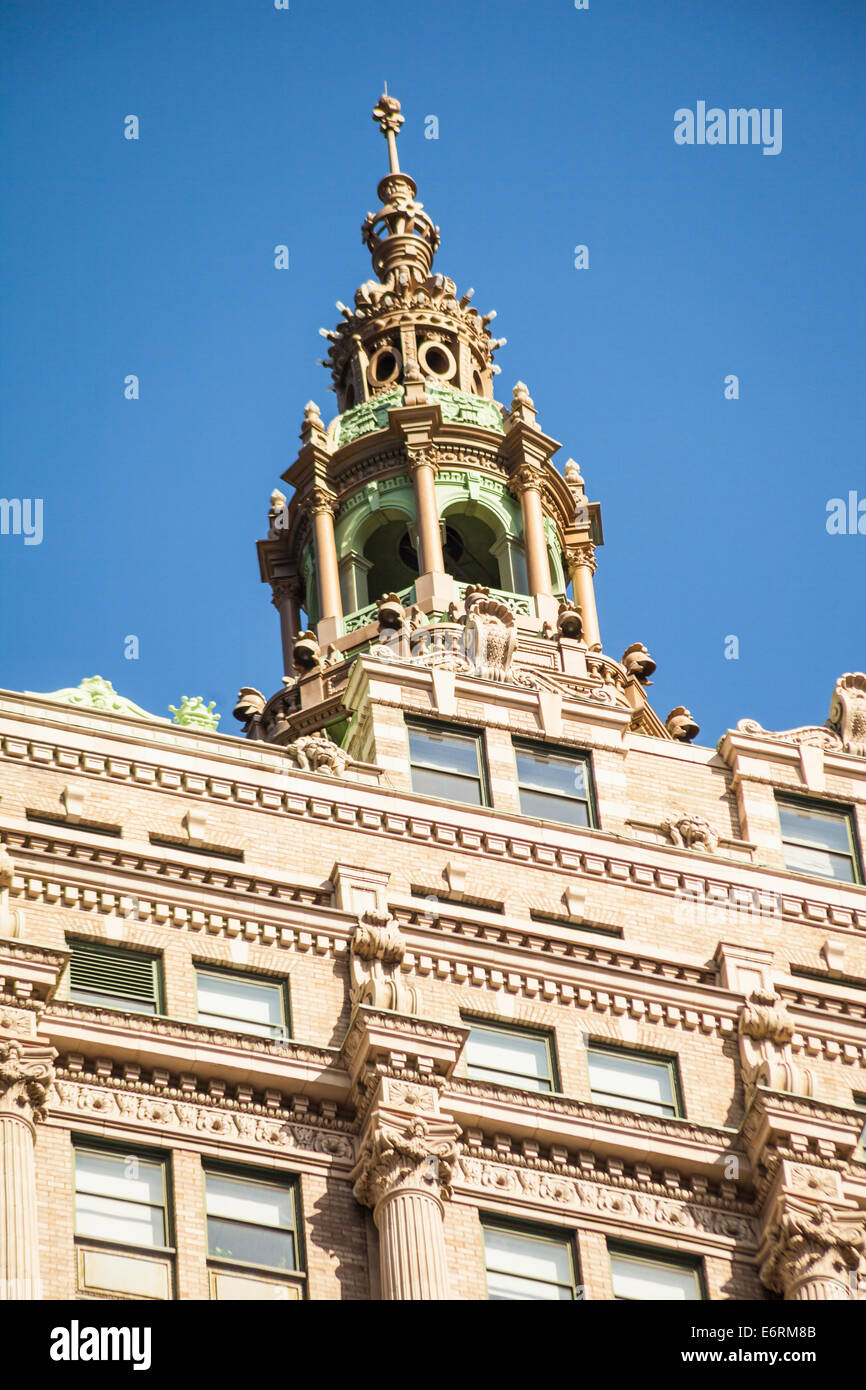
[407,720,487,806]
[195,968,289,1041]
[587,1044,681,1118]
[205,1169,300,1275]
[483,1220,577,1300]
[68,939,162,1015]
[776,795,861,884]
[514,742,594,828]
[608,1243,703,1300]
[74,1146,169,1250]
[464,1018,557,1093]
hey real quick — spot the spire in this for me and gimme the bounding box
[362,91,440,286]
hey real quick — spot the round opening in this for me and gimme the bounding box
[368,345,402,387]
[418,339,456,380]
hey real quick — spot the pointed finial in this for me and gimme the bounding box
[372,91,404,174]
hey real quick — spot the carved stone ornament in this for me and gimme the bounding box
[0,1038,56,1123]
[661,811,719,854]
[758,1199,866,1299]
[738,990,814,1101]
[233,686,266,739]
[0,846,24,939]
[349,911,418,1014]
[463,584,518,682]
[736,671,866,757]
[285,731,350,777]
[351,1112,461,1210]
[665,706,700,742]
[556,599,583,641]
[621,642,656,684]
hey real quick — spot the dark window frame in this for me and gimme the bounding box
[607,1238,706,1301]
[67,938,164,1015]
[774,792,863,885]
[202,1162,306,1288]
[405,716,490,808]
[481,1213,580,1301]
[586,1041,684,1119]
[512,738,598,829]
[461,1015,560,1094]
[194,964,292,1043]
[72,1137,174,1255]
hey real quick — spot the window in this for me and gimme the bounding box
[608,1243,703,1300]
[514,742,594,828]
[463,1018,557,1093]
[776,795,861,884]
[195,968,289,1041]
[406,721,487,806]
[74,1145,169,1250]
[483,1220,578,1300]
[68,940,162,1015]
[205,1168,301,1275]
[587,1044,681,1118]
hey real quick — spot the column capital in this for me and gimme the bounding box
[0,1037,56,1126]
[758,1197,865,1299]
[351,1110,461,1212]
[405,443,441,478]
[270,576,301,609]
[507,463,546,498]
[306,485,337,518]
[565,540,597,574]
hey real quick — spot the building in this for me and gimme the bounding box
[1,93,865,1304]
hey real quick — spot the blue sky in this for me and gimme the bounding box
[1,0,863,745]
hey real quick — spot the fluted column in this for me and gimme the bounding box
[758,1199,865,1301]
[308,488,343,624]
[407,447,445,576]
[352,1110,460,1300]
[566,541,601,650]
[509,466,552,602]
[0,1036,56,1300]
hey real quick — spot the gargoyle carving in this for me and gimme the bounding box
[661,811,719,854]
[738,989,814,1101]
[285,731,350,777]
[349,911,418,1014]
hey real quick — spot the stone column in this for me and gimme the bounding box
[0,1035,56,1300]
[270,577,301,677]
[352,1109,460,1300]
[309,488,343,625]
[566,541,601,650]
[509,465,552,603]
[407,447,445,576]
[758,1199,865,1300]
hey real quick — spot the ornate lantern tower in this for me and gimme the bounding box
[244,93,673,751]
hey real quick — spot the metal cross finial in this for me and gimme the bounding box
[372,90,403,174]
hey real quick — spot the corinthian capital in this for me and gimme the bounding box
[565,541,596,574]
[507,463,545,498]
[306,486,337,518]
[0,1038,56,1124]
[405,444,440,477]
[758,1199,865,1300]
[352,1112,461,1211]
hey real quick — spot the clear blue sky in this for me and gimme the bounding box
[1,0,863,745]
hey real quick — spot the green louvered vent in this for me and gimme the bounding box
[68,940,161,1013]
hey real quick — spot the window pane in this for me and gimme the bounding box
[207,1218,296,1271]
[610,1251,701,1300]
[516,749,588,800]
[205,1174,294,1230]
[408,727,480,779]
[410,766,483,805]
[483,1226,574,1299]
[518,788,591,827]
[782,842,855,883]
[197,973,284,1035]
[466,1026,552,1090]
[778,803,853,854]
[70,987,158,1015]
[75,1192,165,1248]
[588,1050,677,1115]
[75,1150,164,1205]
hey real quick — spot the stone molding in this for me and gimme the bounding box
[352,1110,461,1210]
[758,1197,866,1299]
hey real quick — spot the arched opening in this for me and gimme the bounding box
[363,519,419,602]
